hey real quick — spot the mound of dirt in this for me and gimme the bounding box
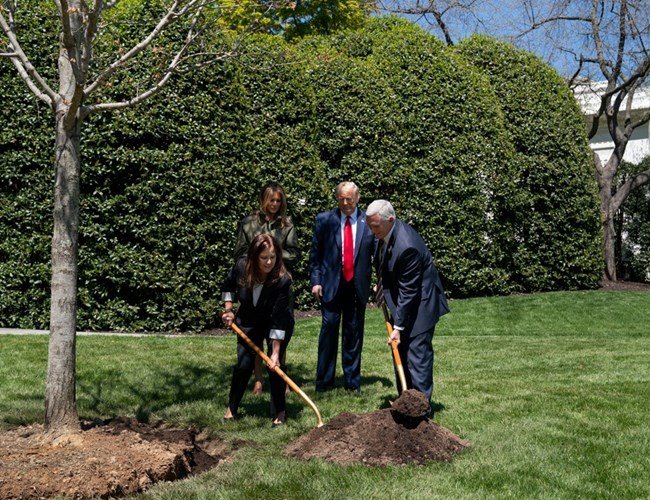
[0,417,224,500]
[284,390,470,466]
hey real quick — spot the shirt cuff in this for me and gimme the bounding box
[222,292,234,302]
[269,329,286,341]
[394,325,404,331]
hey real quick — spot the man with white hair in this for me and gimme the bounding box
[366,199,449,410]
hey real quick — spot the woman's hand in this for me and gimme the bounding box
[268,340,281,369]
[221,310,235,327]
[268,352,280,370]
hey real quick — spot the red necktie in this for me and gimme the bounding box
[343,216,354,281]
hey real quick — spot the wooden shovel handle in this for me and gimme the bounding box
[230,323,324,427]
[381,304,408,393]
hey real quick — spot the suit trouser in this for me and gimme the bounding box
[396,325,435,403]
[316,279,364,391]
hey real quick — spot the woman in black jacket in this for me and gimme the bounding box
[233,182,299,396]
[221,233,294,426]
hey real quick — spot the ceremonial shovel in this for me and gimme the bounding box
[382,303,408,393]
[230,323,324,428]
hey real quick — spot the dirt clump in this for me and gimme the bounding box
[284,390,470,466]
[391,388,431,418]
[0,417,224,500]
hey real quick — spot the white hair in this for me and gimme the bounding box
[366,199,395,220]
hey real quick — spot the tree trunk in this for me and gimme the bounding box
[603,203,618,282]
[44,112,82,434]
[596,153,617,282]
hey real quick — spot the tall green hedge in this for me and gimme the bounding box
[456,35,603,291]
[0,15,603,332]
[0,3,57,329]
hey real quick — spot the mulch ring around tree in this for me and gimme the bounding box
[0,417,226,500]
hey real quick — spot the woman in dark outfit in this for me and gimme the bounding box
[221,233,294,426]
[233,182,299,396]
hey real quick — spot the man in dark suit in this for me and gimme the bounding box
[366,199,449,409]
[310,182,374,392]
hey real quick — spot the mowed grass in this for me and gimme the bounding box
[0,290,649,499]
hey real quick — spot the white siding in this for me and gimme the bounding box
[574,82,650,165]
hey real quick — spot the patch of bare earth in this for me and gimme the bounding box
[0,417,224,500]
[598,279,650,292]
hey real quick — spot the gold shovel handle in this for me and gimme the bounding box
[382,304,408,393]
[230,323,324,427]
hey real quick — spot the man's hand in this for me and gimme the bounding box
[311,284,323,300]
[387,329,401,345]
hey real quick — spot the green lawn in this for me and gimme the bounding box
[1,290,649,499]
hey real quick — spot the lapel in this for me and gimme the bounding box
[256,284,269,310]
[334,208,342,250]
[354,208,365,257]
[385,220,399,268]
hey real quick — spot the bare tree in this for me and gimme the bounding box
[379,0,650,282]
[0,0,249,436]
[514,0,650,281]
[533,0,650,281]
[375,0,487,46]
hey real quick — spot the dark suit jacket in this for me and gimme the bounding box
[379,219,449,335]
[309,208,374,304]
[222,259,294,342]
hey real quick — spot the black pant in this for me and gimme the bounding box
[227,332,291,418]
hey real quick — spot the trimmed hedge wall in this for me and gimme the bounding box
[0,14,602,332]
[456,35,603,291]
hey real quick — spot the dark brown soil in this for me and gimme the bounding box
[284,389,470,466]
[0,417,224,500]
[1,280,646,498]
[597,279,650,291]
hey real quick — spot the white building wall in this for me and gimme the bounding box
[574,82,650,165]
[589,121,650,165]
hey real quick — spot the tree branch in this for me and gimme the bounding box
[629,109,650,130]
[0,10,57,106]
[612,0,628,79]
[591,0,611,81]
[81,0,104,77]
[83,50,237,114]
[83,1,231,115]
[57,0,88,129]
[515,14,591,40]
[83,0,208,97]
[612,165,650,212]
